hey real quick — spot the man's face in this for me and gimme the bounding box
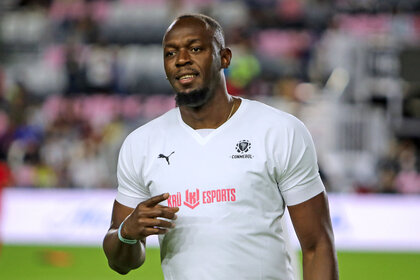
[163,18,221,107]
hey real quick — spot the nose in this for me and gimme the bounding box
[176,49,191,67]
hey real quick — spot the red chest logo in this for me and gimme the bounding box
[167,188,236,209]
[184,189,200,209]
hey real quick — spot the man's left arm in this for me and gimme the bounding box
[288,191,339,280]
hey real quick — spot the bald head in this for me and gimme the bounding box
[164,14,225,49]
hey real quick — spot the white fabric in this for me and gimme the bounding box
[195,128,215,137]
[116,98,325,280]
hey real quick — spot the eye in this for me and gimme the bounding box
[165,51,175,57]
[191,47,201,52]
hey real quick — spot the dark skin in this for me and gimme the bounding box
[289,192,339,279]
[103,16,338,279]
[103,194,179,274]
[163,17,239,129]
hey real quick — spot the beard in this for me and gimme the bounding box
[175,87,211,108]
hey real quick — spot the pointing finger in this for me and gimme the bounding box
[141,193,170,207]
[156,205,180,213]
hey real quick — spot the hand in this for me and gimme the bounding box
[120,193,179,241]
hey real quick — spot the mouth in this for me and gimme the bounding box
[176,72,199,85]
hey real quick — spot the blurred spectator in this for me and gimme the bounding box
[375,139,420,194]
[395,140,420,194]
[0,157,13,188]
[68,135,110,188]
[64,43,86,94]
[376,156,399,194]
[226,32,261,96]
[84,44,116,93]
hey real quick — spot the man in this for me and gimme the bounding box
[103,14,338,280]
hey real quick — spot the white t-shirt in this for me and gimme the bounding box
[116,98,325,280]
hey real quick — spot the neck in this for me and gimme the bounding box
[179,86,238,130]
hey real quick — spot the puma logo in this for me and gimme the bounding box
[158,151,175,165]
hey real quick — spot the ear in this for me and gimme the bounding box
[220,48,232,69]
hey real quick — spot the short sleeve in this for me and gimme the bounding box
[277,119,325,206]
[116,134,151,208]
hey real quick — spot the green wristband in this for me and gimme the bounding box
[118,221,138,244]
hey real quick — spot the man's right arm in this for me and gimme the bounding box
[103,193,179,274]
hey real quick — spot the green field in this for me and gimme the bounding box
[0,245,419,280]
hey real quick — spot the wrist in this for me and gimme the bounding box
[118,220,138,245]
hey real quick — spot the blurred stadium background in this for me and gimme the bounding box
[0,0,420,279]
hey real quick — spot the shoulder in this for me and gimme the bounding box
[243,98,307,133]
[123,108,178,147]
[127,108,177,139]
